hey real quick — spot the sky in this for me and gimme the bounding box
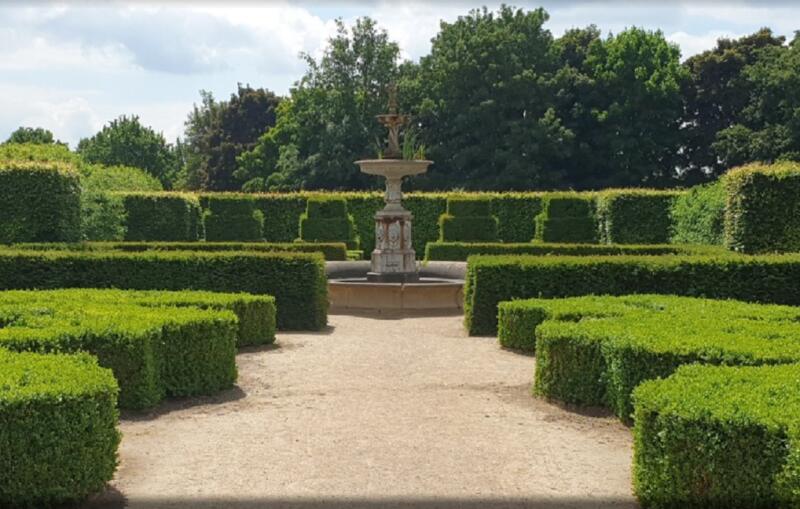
[1,1,798,147]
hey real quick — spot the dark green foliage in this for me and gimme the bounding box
[204,196,264,242]
[534,194,597,243]
[0,250,326,331]
[596,189,680,244]
[491,194,542,242]
[633,364,800,508]
[464,253,800,336]
[403,194,448,257]
[5,126,60,145]
[0,160,81,243]
[670,181,725,245]
[12,241,348,261]
[255,194,310,242]
[497,295,800,422]
[424,242,717,261]
[341,193,386,254]
[0,350,119,506]
[119,192,201,241]
[299,197,360,249]
[724,162,800,253]
[439,196,499,242]
[77,115,178,187]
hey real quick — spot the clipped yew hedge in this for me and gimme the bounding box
[0,160,81,243]
[204,195,264,242]
[11,241,348,261]
[438,196,499,242]
[299,196,360,249]
[596,189,679,244]
[117,192,201,241]
[0,350,120,506]
[534,193,598,243]
[424,241,719,261]
[0,250,327,331]
[724,161,800,253]
[633,363,800,508]
[670,181,725,245]
[464,253,800,336]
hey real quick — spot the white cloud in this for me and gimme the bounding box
[667,30,742,60]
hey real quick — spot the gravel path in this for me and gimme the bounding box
[86,313,637,509]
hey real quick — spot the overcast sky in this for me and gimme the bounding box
[1,1,798,147]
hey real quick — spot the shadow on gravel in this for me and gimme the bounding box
[328,309,464,320]
[82,495,638,509]
[120,386,247,422]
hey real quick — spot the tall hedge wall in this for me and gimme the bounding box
[670,180,726,245]
[118,192,201,241]
[0,160,81,243]
[534,193,598,243]
[464,253,800,335]
[204,195,264,241]
[439,196,499,242]
[596,189,679,244]
[724,162,800,253]
[0,250,327,331]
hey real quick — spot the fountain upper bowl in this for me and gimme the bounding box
[355,159,432,178]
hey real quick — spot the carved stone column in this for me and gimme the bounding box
[367,177,418,283]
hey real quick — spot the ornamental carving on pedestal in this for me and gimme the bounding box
[387,221,401,250]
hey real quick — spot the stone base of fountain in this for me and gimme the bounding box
[367,208,418,283]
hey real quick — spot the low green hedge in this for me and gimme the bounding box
[204,195,264,242]
[117,192,201,241]
[498,295,800,423]
[534,193,598,244]
[0,292,241,409]
[11,241,348,261]
[633,363,800,508]
[0,160,81,243]
[596,189,679,244]
[0,250,326,331]
[724,162,800,253]
[465,253,800,336]
[670,181,725,245]
[0,350,120,506]
[424,242,719,261]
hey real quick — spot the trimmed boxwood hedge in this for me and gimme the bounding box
[117,192,201,241]
[299,196,360,250]
[438,196,499,242]
[497,294,800,421]
[11,240,348,261]
[633,363,800,508]
[424,241,720,261]
[596,189,679,244]
[670,181,725,245]
[464,253,800,336]
[0,250,327,331]
[534,193,598,244]
[724,162,800,253]
[0,350,120,506]
[0,160,81,243]
[204,195,264,242]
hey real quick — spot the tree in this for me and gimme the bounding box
[6,127,63,145]
[711,32,800,167]
[180,85,281,191]
[238,17,400,191]
[77,115,178,187]
[587,27,688,187]
[681,28,786,180]
[411,6,570,190]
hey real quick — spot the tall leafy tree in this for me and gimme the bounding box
[77,115,178,187]
[411,6,571,190]
[682,28,786,180]
[180,84,280,191]
[5,127,64,146]
[238,17,400,191]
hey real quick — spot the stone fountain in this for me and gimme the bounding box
[355,85,432,283]
[327,85,463,312]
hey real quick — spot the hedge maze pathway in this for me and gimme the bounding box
[89,313,637,509]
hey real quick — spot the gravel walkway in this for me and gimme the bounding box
[86,312,637,509]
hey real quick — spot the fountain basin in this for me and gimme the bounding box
[355,159,432,178]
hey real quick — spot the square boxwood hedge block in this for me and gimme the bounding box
[306,196,348,217]
[633,363,800,508]
[446,196,493,217]
[118,192,201,241]
[438,215,499,242]
[724,162,800,253]
[534,194,598,244]
[596,189,680,244]
[464,253,800,336]
[491,194,543,242]
[670,181,726,245]
[0,250,327,331]
[0,160,81,243]
[0,350,120,506]
[299,197,360,250]
[203,196,264,242]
